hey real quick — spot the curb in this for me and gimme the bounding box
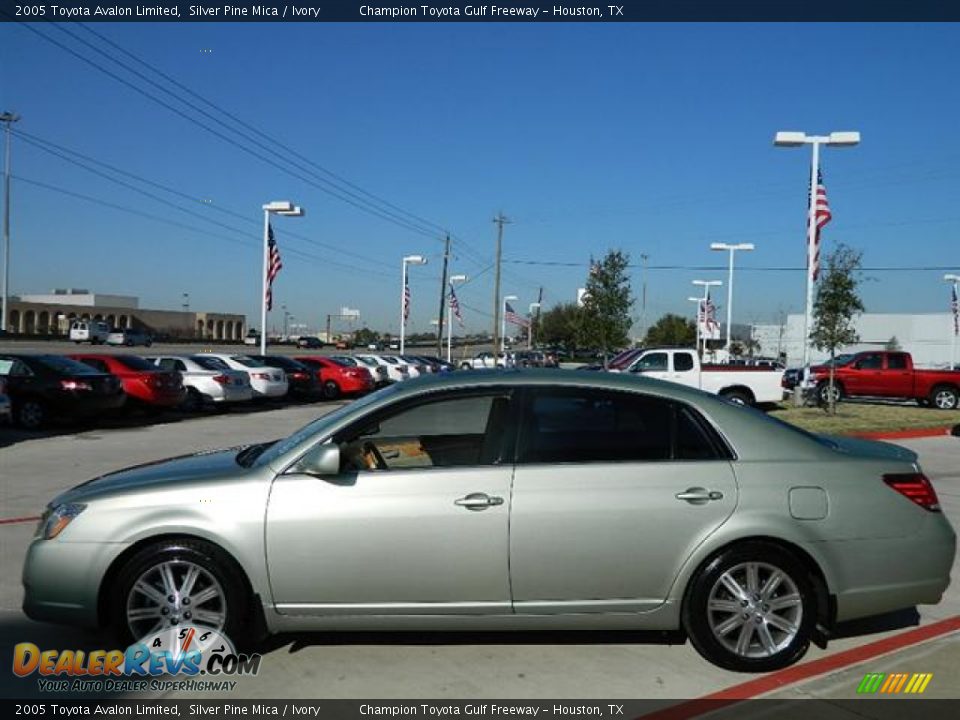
[847,426,956,440]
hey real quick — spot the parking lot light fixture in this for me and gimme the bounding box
[710,243,755,353]
[946,273,960,370]
[400,255,428,354]
[501,295,518,353]
[261,200,304,355]
[774,129,859,374]
[447,274,467,362]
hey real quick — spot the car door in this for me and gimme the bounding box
[881,353,914,398]
[846,352,883,395]
[509,387,737,614]
[265,389,517,616]
[629,351,670,381]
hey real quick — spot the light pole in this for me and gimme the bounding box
[946,273,960,370]
[692,280,722,358]
[528,302,541,349]
[282,304,289,340]
[710,243,754,353]
[261,201,303,355]
[400,254,427,354]
[447,274,467,363]
[1,111,20,334]
[774,130,860,373]
[501,294,518,354]
[688,297,702,355]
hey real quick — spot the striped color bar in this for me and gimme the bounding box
[857,672,933,694]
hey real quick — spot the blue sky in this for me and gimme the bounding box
[3,22,959,336]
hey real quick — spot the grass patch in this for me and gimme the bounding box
[768,401,956,436]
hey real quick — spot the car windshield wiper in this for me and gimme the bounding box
[235,442,272,468]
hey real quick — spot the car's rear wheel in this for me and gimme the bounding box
[110,539,248,647]
[322,380,341,400]
[16,398,46,430]
[683,543,816,672]
[930,385,959,411]
[181,387,204,413]
[720,389,753,406]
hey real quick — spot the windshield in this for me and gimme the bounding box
[332,357,356,367]
[113,356,157,371]
[38,355,102,375]
[252,382,402,468]
[230,355,267,368]
[355,357,377,367]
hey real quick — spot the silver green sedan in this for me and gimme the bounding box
[22,370,956,672]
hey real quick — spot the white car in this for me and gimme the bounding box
[150,355,253,410]
[387,355,426,378]
[106,327,153,347]
[355,354,409,383]
[332,355,390,387]
[69,320,110,345]
[196,353,288,399]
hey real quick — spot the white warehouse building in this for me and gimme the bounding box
[752,312,958,369]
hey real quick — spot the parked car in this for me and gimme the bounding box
[69,354,185,411]
[396,355,431,376]
[150,355,253,411]
[408,355,456,373]
[22,370,956,672]
[247,355,321,400]
[243,331,260,346]
[808,351,960,410]
[333,354,391,387]
[69,320,110,345]
[296,337,324,349]
[105,327,153,347]
[782,368,803,392]
[461,351,507,369]
[624,347,785,406]
[195,354,288,399]
[0,354,125,429]
[0,377,11,424]
[297,356,375,399]
[355,353,409,383]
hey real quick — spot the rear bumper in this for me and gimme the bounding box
[47,392,127,416]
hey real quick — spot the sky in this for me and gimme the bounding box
[3,22,960,337]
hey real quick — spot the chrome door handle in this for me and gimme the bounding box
[675,488,724,504]
[381,450,400,459]
[454,493,504,511]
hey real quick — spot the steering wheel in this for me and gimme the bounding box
[362,441,387,470]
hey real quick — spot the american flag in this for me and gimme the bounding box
[403,275,411,321]
[808,168,833,282]
[448,284,464,327]
[265,223,282,311]
[505,301,530,329]
[699,290,720,335]
[952,285,959,336]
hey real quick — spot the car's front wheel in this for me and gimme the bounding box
[110,538,249,647]
[817,382,842,405]
[683,542,816,672]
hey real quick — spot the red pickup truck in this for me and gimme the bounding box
[810,351,960,410]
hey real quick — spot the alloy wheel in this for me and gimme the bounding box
[706,561,803,659]
[125,560,227,640]
[933,389,958,410]
[18,401,44,430]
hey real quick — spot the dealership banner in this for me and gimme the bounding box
[4,1,960,22]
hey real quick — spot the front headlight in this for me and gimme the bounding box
[38,504,86,540]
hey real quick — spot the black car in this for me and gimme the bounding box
[0,354,126,429]
[409,355,456,373]
[248,355,321,399]
[296,336,324,349]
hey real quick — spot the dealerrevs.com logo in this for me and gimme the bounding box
[12,625,261,693]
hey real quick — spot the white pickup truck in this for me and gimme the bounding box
[460,352,508,370]
[624,347,785,405]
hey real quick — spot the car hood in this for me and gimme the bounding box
[54,447,248,504]
[821,435,918,463]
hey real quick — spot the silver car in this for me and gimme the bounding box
[22,371,956,672]
[150,355,253,409]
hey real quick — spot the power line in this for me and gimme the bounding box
[503,259,959,272]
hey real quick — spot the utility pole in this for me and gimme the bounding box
[436,233,450,357]
[639,253,649,340]
[1,111,20,335]
[492,212,510,354]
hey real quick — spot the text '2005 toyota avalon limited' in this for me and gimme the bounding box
[22,370,956,672]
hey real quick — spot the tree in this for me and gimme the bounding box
[538,302,582,350]
[810,244,865,414]
[576,250,635,366]
[643,313,696,346]
[885,336,901,351]
[353,327,380,347]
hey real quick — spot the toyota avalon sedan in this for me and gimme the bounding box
[22,370,955,672]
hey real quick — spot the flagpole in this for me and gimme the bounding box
[447,297,453,363]
[802,140,821,383]
[260,208,270,356]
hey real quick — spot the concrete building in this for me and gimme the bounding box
[752,312,958,369]
[5,289,246,341]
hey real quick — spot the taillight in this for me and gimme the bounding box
[251,372,270,380]
[291,371,308,380]
[212,374,231,385]
[883,473,941,512]
[60,380,92,391]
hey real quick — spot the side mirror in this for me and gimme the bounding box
[297,444,340,476]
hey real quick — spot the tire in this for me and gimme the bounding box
[180,387,204,413]
[816,382,842,406]
[322,380,341,400]
[720,389,753,407]
[16,398,46,430]
[682,542,817,672]
[109,538,249,647]
[930,385,959,411]
[460,363,471,370]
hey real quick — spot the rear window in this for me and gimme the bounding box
[230,356,267,368]
[190,356,230,371]
[113,356,157,371]
[37,355,101,375]
[330,357,354,367]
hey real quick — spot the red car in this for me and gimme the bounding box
[297,356,375,399]
[69,354,186,410]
